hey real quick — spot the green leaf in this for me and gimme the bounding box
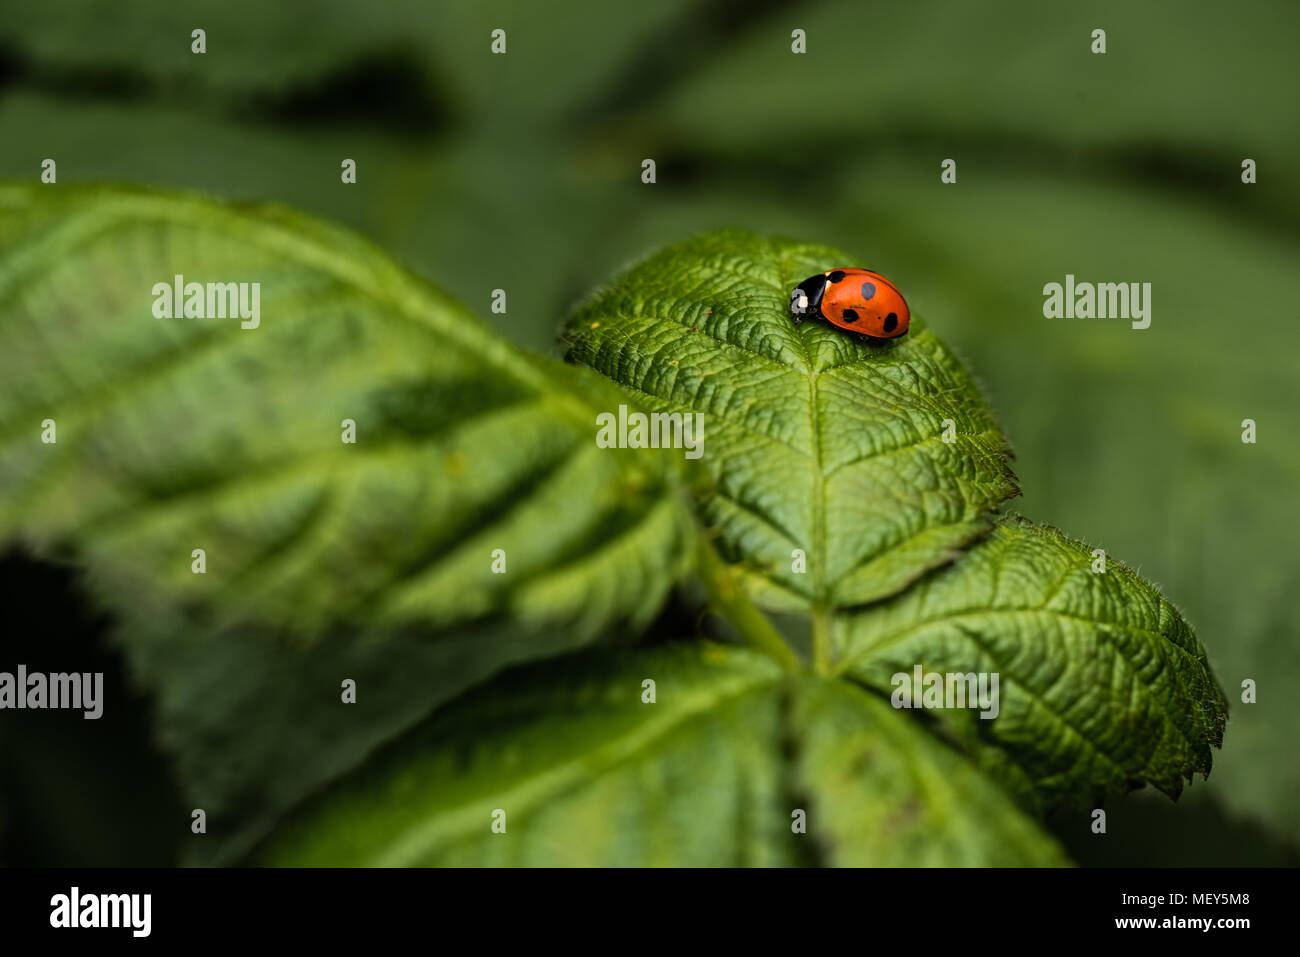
[0,0,699,123]
[650,1,1300,199]
[0,184,691,636]
[839,518,1228,811]
[792,673,1069,866]
[564,230,1019,667]
[804,161,1296,852]
[0,183,694,862]
[0,0,442,101]
[259,642,1067,866]
[0,95,625,356]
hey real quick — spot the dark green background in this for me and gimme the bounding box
[1,0,1296,865]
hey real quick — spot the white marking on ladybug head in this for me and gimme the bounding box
[791,289,809,313]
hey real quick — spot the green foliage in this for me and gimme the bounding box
[0,193,1227,864]
[262,643,1067,867]
[0,186,692,638]
[1,0,1289,865]
[0,0,697,122]
[656,0,1300,171]
[841,518,1228,811]
[0,185,693,863]
[561,228,1225,820]
[823,167,1300,848]
[565,231,1019,641]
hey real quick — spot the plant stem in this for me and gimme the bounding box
[695,535,801,672]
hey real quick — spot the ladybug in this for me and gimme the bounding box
[790,268,910,339]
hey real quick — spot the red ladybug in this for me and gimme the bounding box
[790,268,910,339]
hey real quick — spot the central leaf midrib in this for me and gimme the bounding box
[769,241,834,670]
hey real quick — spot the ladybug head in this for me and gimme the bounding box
[789,274,829,316]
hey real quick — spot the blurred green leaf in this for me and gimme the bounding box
[0,184,694,861]
[842,518,1227,812]
[0,0,439,99]
[0,94,635,354]
[0,184,693,637]
[260,642,1068,866]
[0,0,699,124]
[564,230,1018,663]
[651,0,1300,174]
[793,670,1069,866]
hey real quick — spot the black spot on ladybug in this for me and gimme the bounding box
[860,281,876,300]
[842,308,859,322]
[883,313,899,333]
[827,270,846,283]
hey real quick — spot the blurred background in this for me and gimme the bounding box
[0,0,1297,865]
